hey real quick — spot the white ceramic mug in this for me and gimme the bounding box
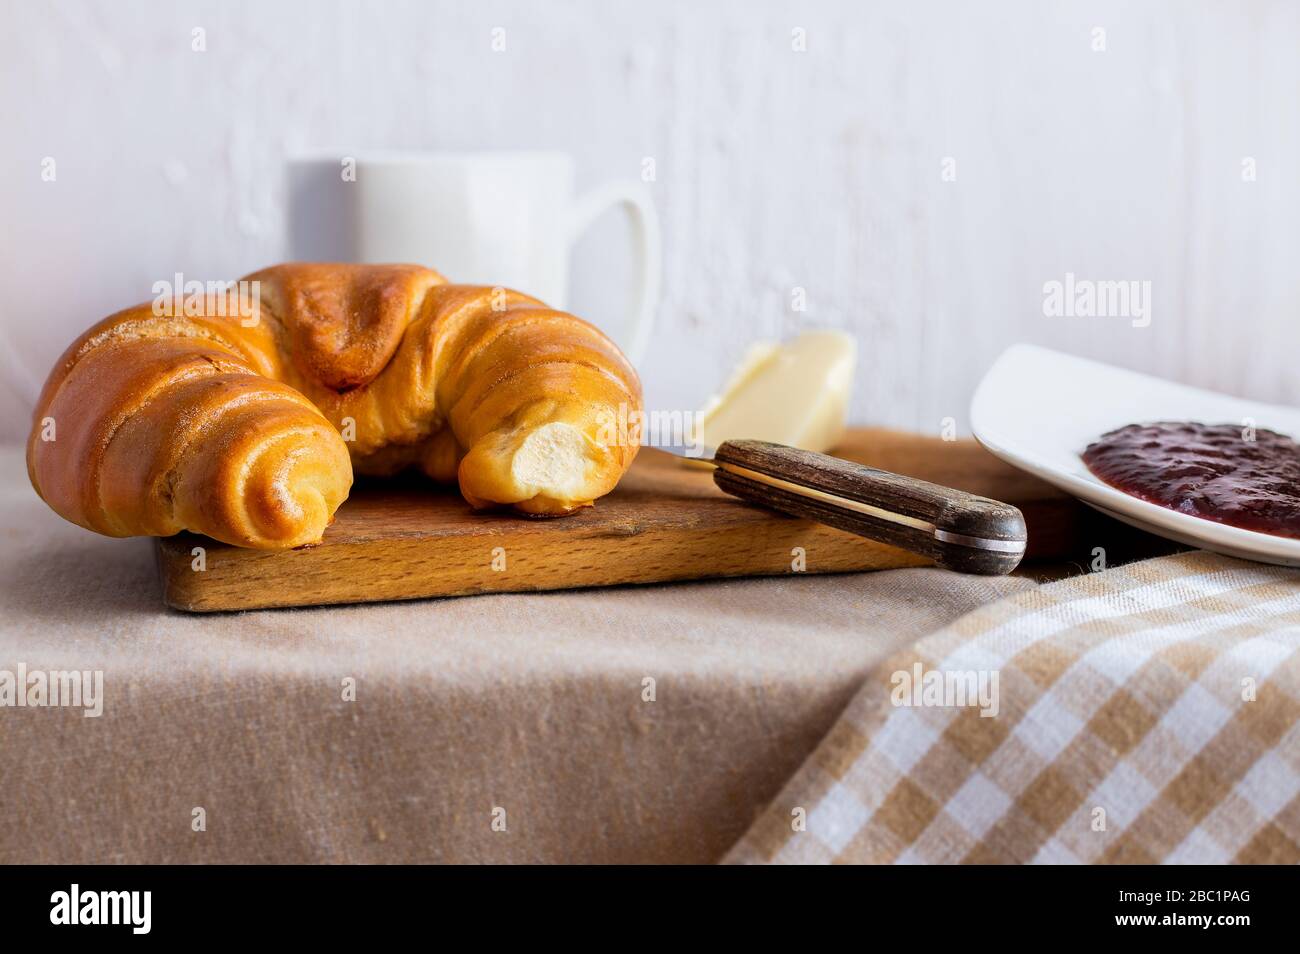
[287,151,660,363]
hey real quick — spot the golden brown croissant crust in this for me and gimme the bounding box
[27,263,643,549]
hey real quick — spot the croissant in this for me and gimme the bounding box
[27,263,643,549]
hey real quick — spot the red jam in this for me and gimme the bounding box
[1082,422,1300,539]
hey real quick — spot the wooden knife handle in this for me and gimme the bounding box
[712,439,1027,575]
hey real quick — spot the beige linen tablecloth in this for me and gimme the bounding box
[0,447,1031,864]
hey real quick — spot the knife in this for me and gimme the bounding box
[660,439,1028,575]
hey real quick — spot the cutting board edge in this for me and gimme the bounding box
[156,519,931,612]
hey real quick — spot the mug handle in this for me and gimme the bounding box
[566,180,661,365]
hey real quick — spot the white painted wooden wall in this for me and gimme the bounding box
[2,0,1297,442]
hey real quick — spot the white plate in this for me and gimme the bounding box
[970,344,1300,567]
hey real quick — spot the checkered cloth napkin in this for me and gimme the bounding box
[725,551,1300,864]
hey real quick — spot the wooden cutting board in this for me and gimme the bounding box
[156,428,1096,612]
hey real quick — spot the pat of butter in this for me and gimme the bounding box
[699,331,856,453]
